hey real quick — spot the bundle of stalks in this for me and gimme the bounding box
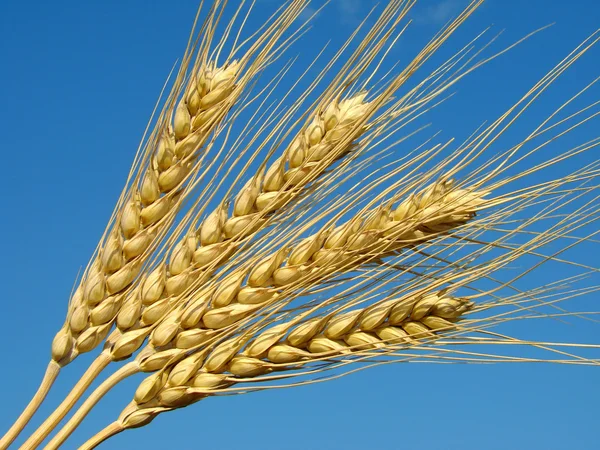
[14,2,490,444]
[18,4,500,445]
[2,0,600,449]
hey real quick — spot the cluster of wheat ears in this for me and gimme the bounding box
[2,0,599,448]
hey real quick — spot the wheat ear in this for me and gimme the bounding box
[155,179,485,343]
[51,60,240,366]
[161,291,473,397]
[237,291,474,371]
[77,290,473,447]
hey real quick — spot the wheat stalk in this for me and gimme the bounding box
[3,0,600,448]
[31,5,490,443]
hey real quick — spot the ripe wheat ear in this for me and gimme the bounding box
[2,0,600,448]
[21,2,489,447]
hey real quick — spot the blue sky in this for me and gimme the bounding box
[0,0,599,449]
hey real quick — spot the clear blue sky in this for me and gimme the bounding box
[0,1,598,449]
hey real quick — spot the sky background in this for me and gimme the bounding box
[0,0,599,449]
